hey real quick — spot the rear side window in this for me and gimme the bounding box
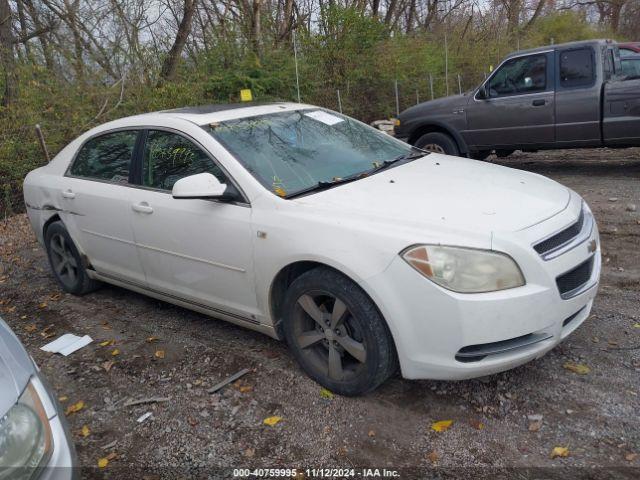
[560,48,594,88]
[142,130,226,191]
[70,131,137,184]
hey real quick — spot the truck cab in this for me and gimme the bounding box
[395,39,640,158]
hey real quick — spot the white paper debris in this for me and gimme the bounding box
[304,110,344,126]
[137,412,153,423]
[41,334,93,356]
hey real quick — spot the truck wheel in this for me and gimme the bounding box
[495,149,515,158]
[282,267,398,396]
[45,221,100,295]
[414,132,459,156]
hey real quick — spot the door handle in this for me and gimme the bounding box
[532,99,546,106]
[62,189,75,199]
[132,202,153,214]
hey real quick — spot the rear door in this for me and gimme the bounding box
[465,52,555,149]
[62,129,146,284]
[554,46,601,146]
[127,129,259,320]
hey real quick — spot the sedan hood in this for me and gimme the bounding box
[0,317,34,414]
[295,153,570,234]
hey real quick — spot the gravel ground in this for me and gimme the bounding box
[1,148,639,479]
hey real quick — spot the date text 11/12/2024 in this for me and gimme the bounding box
[233,468,400,478]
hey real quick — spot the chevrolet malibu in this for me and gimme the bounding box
[23,103,601,395]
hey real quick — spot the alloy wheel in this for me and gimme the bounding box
[292,292,367,382]
[421,143,445,154]
[49,233,79,288]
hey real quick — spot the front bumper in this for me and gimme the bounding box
[364,198,601,380]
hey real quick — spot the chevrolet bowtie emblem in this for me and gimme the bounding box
[588,239,597,253]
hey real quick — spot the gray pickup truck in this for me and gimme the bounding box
[394,39,640,159]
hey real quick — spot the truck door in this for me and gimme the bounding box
[603,46,640,146]
[554,46,601,146]
[464,51,555,149]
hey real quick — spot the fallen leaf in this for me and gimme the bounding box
[38,302,47,309]
[97,458,108,468]
[470,419,484,430]
[431,420,453,432]
[24,324,37,333]
[65,401,85,416]
[239,386,253,393]
[154,350,165,359]
[320,388,334,399]
[102,361,115,372]
[263,416,282,426]
[49,293,61,301]
[58,396,68,402]
[188,416,198,427]
[551,446,570,459]
[626,453,638,462]
[99,340,115,347]
[368,430,376,437]
[529,420,542,432]
[106,452,117,461]
[20,315,27,319]
[111,349,120,356]
[243,448,255,458]
[563,362,590,375]
[427,451,439,463]
[633,323,640,329]
[146,336,159,343]
[80,425,90,437]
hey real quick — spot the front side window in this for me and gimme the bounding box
[560,48,594,88]
[620,48,640,59]
[142,130,226,191]
[488,54,547,97]
[69,131,137,183]
[208,110,411,197]
[621,58,640,78]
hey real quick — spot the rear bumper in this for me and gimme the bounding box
[362,198,601,380]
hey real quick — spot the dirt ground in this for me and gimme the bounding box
[1,148,639,479]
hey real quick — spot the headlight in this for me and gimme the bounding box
[401,245,525,293]
[0,380,53,480]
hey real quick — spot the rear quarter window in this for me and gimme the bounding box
[69,130,137,184]
[560,48,594,88]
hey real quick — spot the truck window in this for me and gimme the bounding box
[487,54,547,97]
[560,48,594,88]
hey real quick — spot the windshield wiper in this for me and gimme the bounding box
[286,150,428,199]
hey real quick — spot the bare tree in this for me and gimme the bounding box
[159,0,197,83]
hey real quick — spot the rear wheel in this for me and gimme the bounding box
[45,222,100,295]
[282,267,398,396]
[414,132,459,156]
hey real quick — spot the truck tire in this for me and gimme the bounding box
[414,132,459,156]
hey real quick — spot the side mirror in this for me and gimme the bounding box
[477,85,489,100]
[172,173,228,200]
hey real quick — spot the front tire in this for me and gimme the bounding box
[282,267,398,396]
[414,132,459,156]
[45,221,100,295]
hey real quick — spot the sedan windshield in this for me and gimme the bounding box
[206,109,413,197]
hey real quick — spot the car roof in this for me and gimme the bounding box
[100,102,316,131]
[505,39,615,59]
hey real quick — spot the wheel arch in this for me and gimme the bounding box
[408,121,469,155]
[268,260,399,357]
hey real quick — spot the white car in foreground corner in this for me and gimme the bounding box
[24,103,601,395]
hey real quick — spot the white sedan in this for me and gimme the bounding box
[23,103,601,395]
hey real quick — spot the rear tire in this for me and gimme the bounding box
[414,132,459,156]
[282,267,398,396]
[44,221,100,295]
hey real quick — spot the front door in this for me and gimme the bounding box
[464,52,555,149]
[127,129,259,320]
[63,130,147,284]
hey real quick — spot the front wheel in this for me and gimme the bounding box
[414,132,459,156]
[282,267,398,396]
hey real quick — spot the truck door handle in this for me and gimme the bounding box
[532,99,546,106]
[132,202,153,214]
[62,189,76,199]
